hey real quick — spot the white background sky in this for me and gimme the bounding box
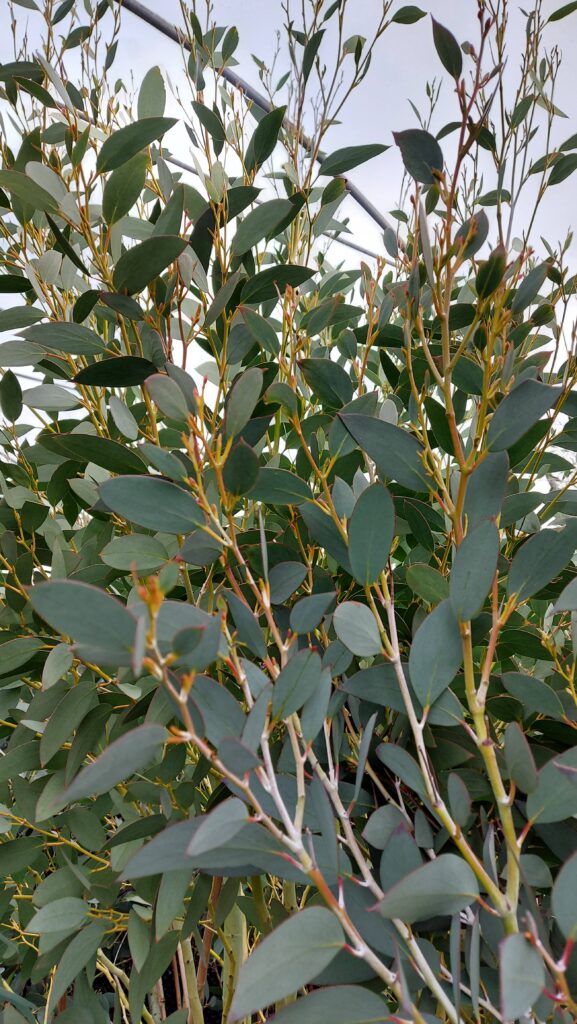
[2,1,577,269]
[90,1,577,256]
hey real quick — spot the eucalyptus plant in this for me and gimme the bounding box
[2,0,577,1022]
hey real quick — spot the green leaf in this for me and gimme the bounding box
[406,562,449,604]
[39,433,145,474]
[0,370,22,421]
[463,451,509,529]
[511,262,549,312]
[102,152,148,225]
[248,467,312,505]
[408,600,463,706]
[101,534,168,572]
[224,367,264,438]
[393,129,444,184]
[319,144,388,176]
[23,384,80,411]
[29,580,137,666]
[502,672,564,719]
[348,483,395,585]
[272,649,322,719]
[0,637,44,675]
[378,854,479,922]
[551,849,577,939]
[299,358,353,408]
[290,592,336,634]
[499,934,545,1021]
[487,380,560,450]
[548,154,577,186]
[450,522,499,621]
[300,503,351,572]
[40,678,97,766]
[74,356,158,386]
[268,986,391,1024]
[100,476,203,533]
[555,575,577,611]
[57,724,166,807]
[475,246,507,299]
[339,413,428,490]
[240,265,315,304]
[245,105,286,172]
[223,441,260,496]
[503,722,538,794]
[229,907,344,1020]
[187,798,248,857]
[392,6,427,24]
[232,198,299,253]
[138,66,166,118]
[28,897,88,935]
[97,117,177,173]
[432,18,463,79]
[113,235,187,294]
[268,562,307,603]
[145,373,189,422]
[0,169,58,212]
[526,746,577,823]
[23,321,105,355]
[549,1,577,22]
[0,305,44,330]
[333,602,382,657]
[507,521,577,602]
[47,921,107,1017]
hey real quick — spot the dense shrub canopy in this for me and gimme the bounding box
[2,1,577,1022]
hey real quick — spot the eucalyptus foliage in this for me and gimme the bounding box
[2,1,577,1022]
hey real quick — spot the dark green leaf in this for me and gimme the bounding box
[392,6,426,24]
[102,152,148,225]
[378,854,478,922]
[487,380,560,450]
[29,579,137,666]
[432,18,463,79]
[299,358,352,408]
[229,908,344,1020]
[74,356,158,386]
[393,129,444,184]
[551,849,577,939]
[408,600,463,706]
[269,986,390,1024]
[450,522,499,621]
[100,476,203,533]
[549,0,577,20]
[406,563,449,604]
[248,467,312,505]
[56,724,166,807]
[319,144,388,176]
[333,602,382,657]
[232,198,299,253]
[97,117,177,173]
[39,433,145,474]
[339,413,428,491]
[272,649,322,719]
[507,521,577,602]
[225,368,264,438]
[500,935,545,1021]
[290,592,336,634]
[113,235,187,294]
[240,265,315,304]
[348,484,394,585]
[245,106,286,172]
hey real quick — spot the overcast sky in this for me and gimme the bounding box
[2,1,577,260]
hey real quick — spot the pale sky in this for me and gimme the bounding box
[2,0,577,261]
